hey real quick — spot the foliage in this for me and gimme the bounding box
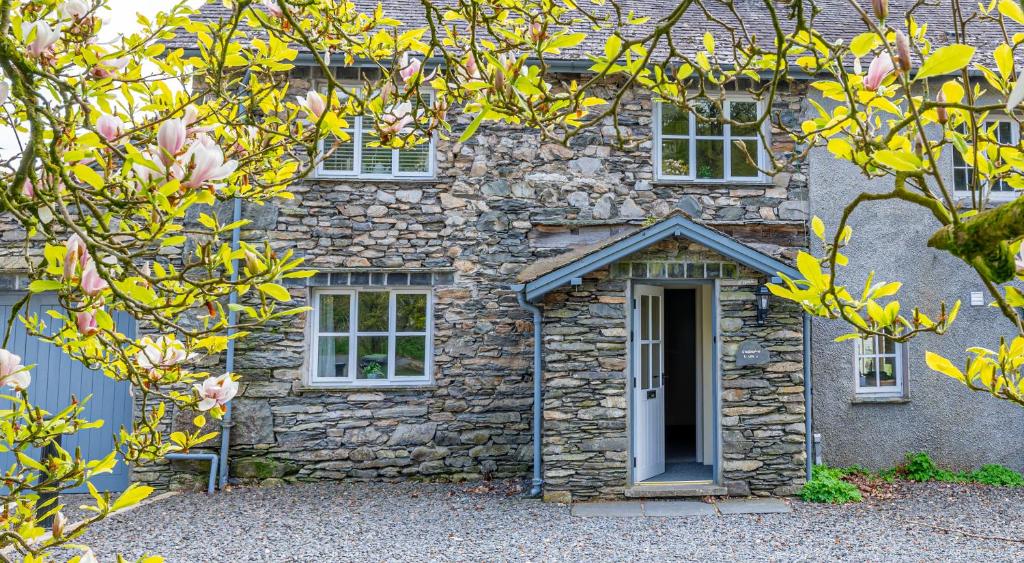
[970,464,1024,487]
[897,452,967,483]
[800,465,863,504]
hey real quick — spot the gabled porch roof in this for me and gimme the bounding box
[515,211,801,301]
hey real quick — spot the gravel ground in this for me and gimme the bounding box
[60,480,1024,562]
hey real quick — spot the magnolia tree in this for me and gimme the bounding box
[0,0,1021,559]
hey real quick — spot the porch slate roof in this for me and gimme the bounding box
[515,210,800,302]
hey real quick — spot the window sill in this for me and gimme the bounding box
[653,180,775,189]
[851,395,909,405]
[297,382,437,393]
[310,175,439,184]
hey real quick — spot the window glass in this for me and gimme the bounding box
[311,290,431,384]
[953,120,1016,194]
[657,99,763,181]
[855,335,903,395]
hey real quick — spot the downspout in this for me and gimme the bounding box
[512,285,543,498]
[803,312,813,482]
[218,69,252,490]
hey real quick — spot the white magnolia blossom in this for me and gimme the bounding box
[135,335,191,373]
[182,134,238,188]
[195,373,239,411]
[23,21,61,58]
[0,349,29,391]
[62,0,89,19]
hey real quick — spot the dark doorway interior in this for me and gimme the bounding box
[649,288,712,482]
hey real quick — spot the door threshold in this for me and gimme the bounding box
[635,479,714,486]
[625,482,728,498]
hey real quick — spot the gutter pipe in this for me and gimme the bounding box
[512,285,543,498]
[166,453,219,495]
[803,312,813,482]
[218,69,252,490]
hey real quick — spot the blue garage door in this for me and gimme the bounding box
[0,293,133,493]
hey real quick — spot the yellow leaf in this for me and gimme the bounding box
[925,351,965,382]
[258,283,292,302]
[916,45,976,80]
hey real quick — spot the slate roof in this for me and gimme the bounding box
[170,0,999,63]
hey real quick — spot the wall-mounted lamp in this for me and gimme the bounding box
[755,284,771,325]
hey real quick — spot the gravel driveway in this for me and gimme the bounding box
[65,480,1024,562]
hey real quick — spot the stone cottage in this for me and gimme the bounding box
[0,0,1015,502]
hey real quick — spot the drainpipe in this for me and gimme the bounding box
[218,70,252,490]
[803,312,813,481]
[166,453,218,495]
[512,285,543,498]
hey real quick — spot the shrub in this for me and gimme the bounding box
[970,465,1024,487]
[800,465,863,504]
[898,452,968,483]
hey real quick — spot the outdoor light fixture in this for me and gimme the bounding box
[755,284,771,325]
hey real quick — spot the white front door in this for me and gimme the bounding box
[633,284,666,482]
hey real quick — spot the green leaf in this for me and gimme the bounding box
[27,280,62,293]
[925,351,965,382]
[258,283,291,302]
[916,45,976,81]
[874,150,922,172]
[73,164,104,190]
[459,111,484,143]
[111,483,154,511]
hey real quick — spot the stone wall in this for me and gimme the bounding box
[539,238,806,501]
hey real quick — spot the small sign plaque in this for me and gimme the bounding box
[737,340,770,367]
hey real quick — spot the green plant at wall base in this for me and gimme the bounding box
[800,465,863,504]
[898,452,968,483]
[970,464,1024,487]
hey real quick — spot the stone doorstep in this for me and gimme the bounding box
[570,498,791,518]
[624,483,729,498]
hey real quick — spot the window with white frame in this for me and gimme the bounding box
[310,289,432,386]
[655,97,766,181]
[854,335,904,395]
[953,120,1018,200]
[315,87,434,179]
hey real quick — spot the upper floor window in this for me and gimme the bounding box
[952,120,1018,202]
[309,288,433,387]
[855,335,905,396]
[315,86,435,179]
[654,98,766,182]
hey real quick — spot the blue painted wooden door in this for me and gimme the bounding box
[0,293,133,493]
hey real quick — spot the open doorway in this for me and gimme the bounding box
[633,283,714,484]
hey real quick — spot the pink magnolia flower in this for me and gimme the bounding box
[157,118,186,164]
[864,54,894,91]
[399,57,421,84]
[263,0,284,18]
[90,55,130,79]
[297,91,326,119]
[135,335,191,373]
[23,21,61,58]
[96,114,122,141]
[64,233,88,280]
[380,102,414,136]
[21,179,33,198]
[0,349,29,391]
[80,260,108,296]
[76,311,99,336]
[463,52,480,80]
[62,1,89,19]
[183,105,199,127]
[194,373,238,412]
[182,135,238,189]
[936,90,948,124]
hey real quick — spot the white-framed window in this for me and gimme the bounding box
[314,85,435,179]
[654,97,767,182]
[309,288,433,386]
[854,335,904,396]
[953,120,1019,202]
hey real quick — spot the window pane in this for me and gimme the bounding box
[661,139,690,177]
[317,336,350,378]
[881,336,896,355]
[730,139,760,177]
[640,296,650,340]
[652,296,661,340]
[730,101,759,136]
[996,121,1013,143]
[878,356,897,387]
[396,293,427,331]
[322,134,354,172]
[641,343,651,389]
[953,164,969,191]
[858,355,877,388]
[652,342,661,388]
[660,104,689,135]
[356,336,389,379]
[358,292,389,332]
[861,336,876,356]
[361,142,393,175]
[398,143,430,173]
[395,335,427,377]
[693,99,723,136]
[318,294,350,333]
[696,140,725,179]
